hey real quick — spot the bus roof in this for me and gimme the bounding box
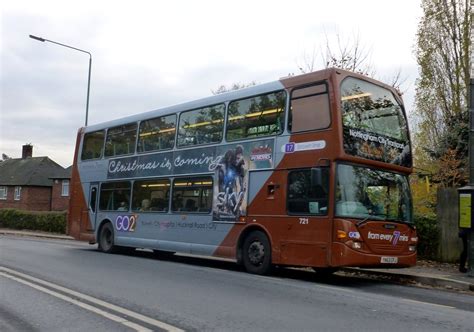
[84,79,284,133]
[82,67,396,133]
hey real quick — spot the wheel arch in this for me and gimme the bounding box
[96,218,113,240]
[236,224,273,265]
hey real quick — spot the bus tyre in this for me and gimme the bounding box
[242,231,272,275]
[98,222,117,254]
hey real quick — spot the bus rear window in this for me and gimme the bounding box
[226,91,286,141]
[177,104,225,147]
[81,130,104,160]
[104,123,137,157]
[172,177,213,213]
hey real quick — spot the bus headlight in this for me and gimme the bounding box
[352,242,362,249]
[409,245,416,252]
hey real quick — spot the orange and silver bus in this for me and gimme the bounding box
[68,68,417,275]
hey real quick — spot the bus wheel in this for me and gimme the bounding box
[242,231,272,275]
[98,222,117,253]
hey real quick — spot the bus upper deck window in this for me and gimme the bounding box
[81,130,105,160]
[177,104,225,147]
[289,84,330,133]
[104,123,137,157]
[226,91,286,141]
[138,114,176,152]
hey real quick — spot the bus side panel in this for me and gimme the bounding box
[68,129,94,242]
[212,169,331,267]
[248,170,331,267]
[213,171,285,260]
[107,211,235,256]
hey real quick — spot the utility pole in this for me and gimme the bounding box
[458,10,474,277]
[465,12,474,276]
[29,35,92,126]
[467,76,474,277]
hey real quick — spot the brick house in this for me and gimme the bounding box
[0,145,71,211]
[50,166,72,211]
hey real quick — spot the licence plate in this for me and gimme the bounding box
[381,257,398,264]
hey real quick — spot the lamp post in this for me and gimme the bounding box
[29,34,92,126]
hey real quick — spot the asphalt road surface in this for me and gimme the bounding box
[1,235,473,331]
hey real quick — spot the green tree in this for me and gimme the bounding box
[413,0,471,187]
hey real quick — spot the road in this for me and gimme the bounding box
[1,235,473,331]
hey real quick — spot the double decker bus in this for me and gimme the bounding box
[68,68,417,275]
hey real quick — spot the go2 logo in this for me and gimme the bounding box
[115,215,137,232]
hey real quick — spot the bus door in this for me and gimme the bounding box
[87,183,99,230]
[282,167,331,267]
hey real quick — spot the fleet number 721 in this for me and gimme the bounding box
[299,218,309,225]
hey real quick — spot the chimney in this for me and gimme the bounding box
[22,144,33,159]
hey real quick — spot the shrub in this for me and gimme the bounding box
[414,213,439,260]
[0,209,66,234]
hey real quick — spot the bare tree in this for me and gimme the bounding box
[322,32,375,77]
[380,68,408,93]
[296,46,317,74]
[212,81,257,95]
[296,31,406,92]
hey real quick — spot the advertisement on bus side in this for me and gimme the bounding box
[106,139,274,222]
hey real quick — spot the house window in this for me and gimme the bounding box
[14,186,21,201]
[62,180,70,197]
[0,186,7,200]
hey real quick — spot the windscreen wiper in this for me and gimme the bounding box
[356,212,385,227]
[356,214,372,227]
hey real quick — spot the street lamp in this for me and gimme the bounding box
[29,34,92,126]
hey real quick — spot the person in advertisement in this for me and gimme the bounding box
[214,145,247,221]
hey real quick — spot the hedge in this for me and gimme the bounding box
[413,213,439,260]
[0,209,67,234]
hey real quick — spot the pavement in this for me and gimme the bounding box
[341,264,474,292]
[1,228,473,292]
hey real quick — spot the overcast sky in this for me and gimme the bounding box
[0,0,422,167]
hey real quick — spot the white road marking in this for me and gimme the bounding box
[403,298,455,309]
[0,266,184,332]
[0,272,151,332]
